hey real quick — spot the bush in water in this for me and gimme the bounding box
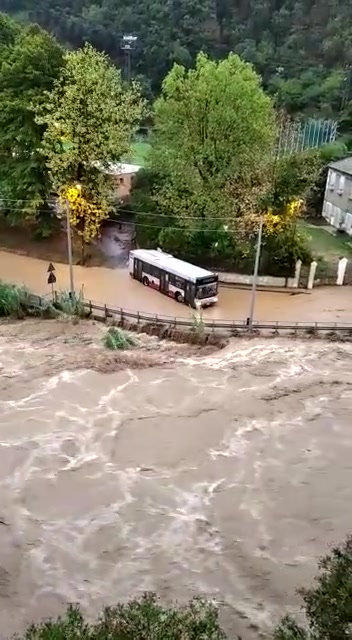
[103,326,138,350]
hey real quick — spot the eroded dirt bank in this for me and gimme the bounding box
[0,320,352,638]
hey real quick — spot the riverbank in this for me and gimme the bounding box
[0,318,218,386]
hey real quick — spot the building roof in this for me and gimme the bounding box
[328,157,352,177]
[130,249,216,282]
[104,162,142,175]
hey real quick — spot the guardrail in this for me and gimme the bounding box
[27,293,352,333]
[83,299,352,333]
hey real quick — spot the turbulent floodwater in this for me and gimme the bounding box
[0,324,352,638]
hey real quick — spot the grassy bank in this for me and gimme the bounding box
[300,220,352,259]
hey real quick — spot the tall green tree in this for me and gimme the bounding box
[38,43,145,248]
[133,52,275,268]
[150,52,274,223]
[0,15,63,223]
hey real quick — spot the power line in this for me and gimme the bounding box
[0,206,238,233]
[1,198,229,219]
[0,203,248,222]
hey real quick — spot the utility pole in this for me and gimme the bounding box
[65,199,75,299]
[121,35,137,85]
[247,214,263,330]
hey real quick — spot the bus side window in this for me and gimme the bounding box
[169,274,175,286]
[175,277,184,289]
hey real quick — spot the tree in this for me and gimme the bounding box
[16,593,227,639]
[38,43,145,254]
[274,536,352,639]
[134,52,275,267]
[0,16,63,224]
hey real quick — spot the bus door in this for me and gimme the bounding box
[159,270,169,294]
[133,258,143,281]
[184,281,195,306]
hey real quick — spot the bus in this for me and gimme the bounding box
[129,249,218,308]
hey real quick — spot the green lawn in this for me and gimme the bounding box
[123,141,151,167]
[299,220,352,259]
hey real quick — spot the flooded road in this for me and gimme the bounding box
[0,250,352,322]
[0,320,352,637]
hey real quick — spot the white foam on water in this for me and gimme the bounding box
[1,335,352,636]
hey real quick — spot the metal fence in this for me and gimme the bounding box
[27,293,352,333]
[84,299,352,333]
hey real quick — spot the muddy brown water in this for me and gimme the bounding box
[1,250,352,322]
[0,320,352,638]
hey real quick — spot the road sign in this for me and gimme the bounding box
[47,272,56,285]
[47,262,55,273]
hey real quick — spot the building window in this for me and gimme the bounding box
[119,177,124,184]
[337,174,345,195]
[333,205,341,228]
[328,171,336,190]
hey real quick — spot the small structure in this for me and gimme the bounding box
[322,157,352,234]
[103,162,142,200]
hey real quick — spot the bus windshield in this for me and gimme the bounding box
[196,281,218,299]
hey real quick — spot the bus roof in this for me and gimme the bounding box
[130,249,217,282]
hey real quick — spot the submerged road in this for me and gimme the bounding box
[0,250,351,323]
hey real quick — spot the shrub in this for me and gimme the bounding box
[103,326,137,350]
[15,593,227,639]
[54,289,86,317]
[274,536,352,639]
[0,281,29,317]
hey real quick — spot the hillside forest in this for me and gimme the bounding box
[4,0,352,126]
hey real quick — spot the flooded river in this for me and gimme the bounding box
[0,320,351,638]
[0,250,352,322]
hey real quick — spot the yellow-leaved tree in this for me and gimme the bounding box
[60,185,108,244]
[37,43,145,261]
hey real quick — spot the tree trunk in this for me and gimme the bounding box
[81,235,85,265]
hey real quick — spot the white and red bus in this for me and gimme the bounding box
[129,249,218,307]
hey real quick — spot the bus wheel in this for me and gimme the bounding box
[175,292,183,303]
[142,276,149,286]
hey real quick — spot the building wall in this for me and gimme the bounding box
[111,172,135,199]
[323,168,352,235]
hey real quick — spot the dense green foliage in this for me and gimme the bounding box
[130,54,319,275]
[15,593,227,639]
[274,536,352,639]
[0,14,63,223]
[0,281,29,316]
[38,43,144,194]
[4,0,352,126]
[37,42,144,251]
[0,281,58,317]
[103,326,137,349]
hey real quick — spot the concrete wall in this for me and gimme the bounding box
[218,272,297,288]
[219,257,351,288]
[111,172,135,199]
